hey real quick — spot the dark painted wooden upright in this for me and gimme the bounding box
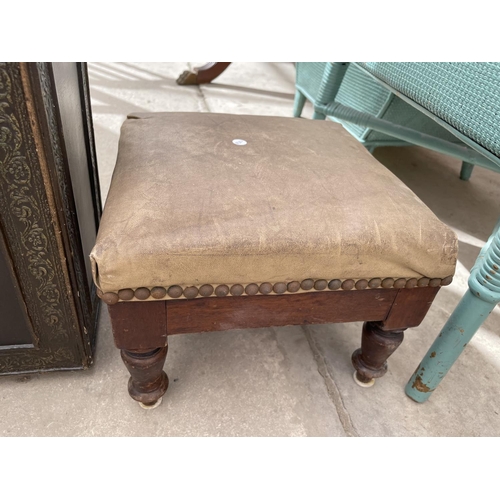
[0,62,101,374]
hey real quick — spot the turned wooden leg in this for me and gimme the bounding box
[352,321,405,387]
[107,302,169,408]
[121,346,169,409]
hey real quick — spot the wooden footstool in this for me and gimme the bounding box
[90,112,457,409]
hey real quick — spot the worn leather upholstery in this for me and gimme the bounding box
[90,112,457,301]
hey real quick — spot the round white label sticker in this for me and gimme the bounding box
[232,139,247,146]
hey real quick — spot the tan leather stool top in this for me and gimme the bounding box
[91,112,457,304]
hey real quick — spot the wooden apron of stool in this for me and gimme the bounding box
[108,286,439,407]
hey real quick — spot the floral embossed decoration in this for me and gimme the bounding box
[0,64,67,341]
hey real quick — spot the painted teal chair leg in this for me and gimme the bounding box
[405,224,500,402]
[460,161,475,180]
[293,90,306,118]
[405,289,496,402]
[312,110,326,120]
[312,62,349,121]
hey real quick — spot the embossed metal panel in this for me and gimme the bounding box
[0,230,34,347]
[0,62,100,374]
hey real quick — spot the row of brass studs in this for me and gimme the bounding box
[99,275,453,305]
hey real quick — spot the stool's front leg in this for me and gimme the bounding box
[121,347,169,409]
[107,301,169,409]
[351,286,441,388]
[352,322,405,387]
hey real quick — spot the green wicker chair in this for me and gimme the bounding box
[294,62,500,402]
[294,62,499,180]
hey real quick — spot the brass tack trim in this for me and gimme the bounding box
[230,284,244,296]
[418,277,430,287]
[215,284,229,297]
[328,279,342,290]
[355,279,368,290]
[381,278,394,289]
[301,279,314,291]
[183,286,198,299]
[168,285,183,298]
[394,278,406,289]
[135,287,150,300]
[118,288,134,301]
[245,283,259,295]
[314,279,328,291]
[405,278,418,289]
[341,279,355,290]
[102,275,454,303]
[151,287,167,299]
[199,284,214,297]
[102,292,118,305]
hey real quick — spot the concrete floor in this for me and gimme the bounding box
[1,62,499,436]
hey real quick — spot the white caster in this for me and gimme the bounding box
[353,370,375,387]
[139,397,163,410]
